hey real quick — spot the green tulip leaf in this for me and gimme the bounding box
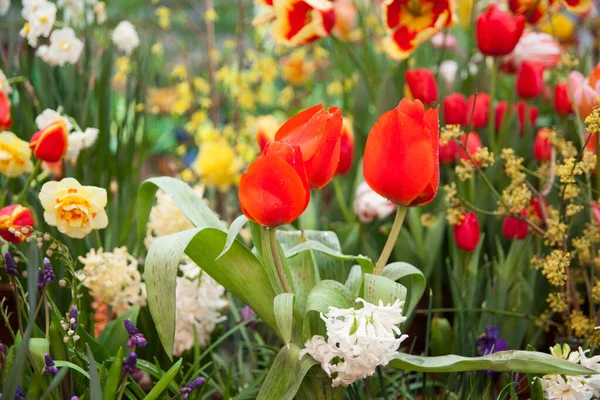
[143,359,183,400]
[217,214,249,260]
[381,262,426,316]
[284,240,374,273]
[274,293,296,345]
[363,273,407,307]
[303,280,355,341]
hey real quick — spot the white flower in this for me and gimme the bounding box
[538,375,594,400]
[0,69,11,94]
[93,2,107,24]
[65,127,99,161]
[57,0,86,28]
[0,0,9,16]
[174,261,228,356]
[299,298,407,387]
[439,60,458,91]
[39,28,84,66]
[35,109,73,131]
[22,0,48,20]
[112,21,140,55]
[77,247,146,316]
[20,1,56,47]
[502,31,560,72]
[353,181,395,223]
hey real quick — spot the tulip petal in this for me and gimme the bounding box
[275,104,327,161]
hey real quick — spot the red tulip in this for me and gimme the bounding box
[29,120,69,162]
[363,99,439,207]
[502,209,529,240]
[443,93,468,126]
[554,82,574,115]
[439,139,459,165]
[476,4,525,57]
[466,93,490,129]
[453,212,480,252]
[239,141,310,228]
[515,102,538,135]
[405,68,438,105]
[0,92,11,131]
[275,104,343,189]
[516,61,544,99]
[0,204,34,244]
[533,128,553,162]
[270,0,335,46]
[494,101,509,133]
[458,132,483,164]
[593,202,600,227]
[529,197,548,227]
[585,132,597,154]
[336,118,354,176]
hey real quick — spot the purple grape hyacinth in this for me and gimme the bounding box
[476,326,509,375]
[179,377,205,399]
[124,318,147,348]
[44,354,59,375]
[4,252,18,277]
[123,352,137,375]
[37,257,55,289]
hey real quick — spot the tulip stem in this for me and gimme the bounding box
[268,228,292,293]
[333,179,353,223]
[488,57,498,153]
[374,207,407,275]
[17,159,42,205]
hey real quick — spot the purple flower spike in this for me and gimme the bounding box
[123,352,137,375]
[4,252,18,277]
[38,258,55,289]
[15,385,25,400]
[241,305,257,330]
[124,318,147,348]
[179,377,205,399]
[44,354,59,375]
[71,397,79,400]
[476,326,509,375]
[69,306,78,331]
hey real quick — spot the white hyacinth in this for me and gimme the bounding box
[112,21,140,56]
[65,127,99,161]
[353,181,396,223]
[20,0,57,47]
[37,27,84,66]
[538,345,600,400]
[173,261,228,356]
[35,108,73,131]
[299,298,407,387]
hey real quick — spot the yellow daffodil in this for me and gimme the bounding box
[0,131,34,177]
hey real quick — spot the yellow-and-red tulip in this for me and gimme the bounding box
[29,120,69,162]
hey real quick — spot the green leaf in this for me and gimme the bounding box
[260,227,294,295]
[97,307,139,356]
[136,177,224,250]
[40,369,69,400]
[54,361,91,379]
[363,274,407,307]
[303,280,355,341]
[390,350,598,375]
[145,227,278,359]
[381,262,426,316]
[256,345,318,400]
[344,265,363,297]
[284,240,374,273]
[274,293,295,345]
[104,347,124,400]
[430,317,454,356]
[2,325,32,400]
[29,338,49,370]
[143,358,183,400]
[217,215,249,259]
[87,344,103,400]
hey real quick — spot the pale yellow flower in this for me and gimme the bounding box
[0,131,34,177]
[195,140,241,190]
[39,178,108,239]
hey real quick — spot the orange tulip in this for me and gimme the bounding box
[275,104,343,189]
[0,92,11,131]
[0,204,34,244]
[336,117,354,176]
[363,99,439,207]
[382,0,454,60]
[29,120,69,162]
[239,141,309,228]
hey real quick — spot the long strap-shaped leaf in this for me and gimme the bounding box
[256,345,318,400]
[390,351,598,375]
[145,227,279,359]
[284,240,374,273]
[381,262,426,316]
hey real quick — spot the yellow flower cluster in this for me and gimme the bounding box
[546,292,569,313]
[194,138,243,191]
[112,56,131,88]
[443,183,466,225]
[501,148,526,183]
[498,183,531,216]
[440,125,462,146]
[420,213,438,228]
[531,249,570,287]
[544,205,569,246]
[455,147,494,181]
[156,6,171,30]
[568,310,594,338]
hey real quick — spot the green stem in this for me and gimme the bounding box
[332,179,353,223]
[17,159,42,205]
[268,228,292,293]
[414,307,561,328]
[487,58,498,153]
[373,207,407,275]
[11,277,23,336]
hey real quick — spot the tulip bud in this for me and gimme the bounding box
[494,101,509,134]
[554,82,573,115]
[29,120,69,162]
[443,93,467,126]
[405,68,438,105]
[476,4,525,57]
[255,115,280,151]
[275,104,343,189]
[439,138,459,165]
[453,212,480,252]
[466,93,490,129]
[336,118,354,176]
[0,91,11,131]
[458,133,483,164]
[593,202,600,227]
[0,204,34,244]
[239,141,310,228]
[502,209,529,240]
[363,99,439,207]
[533,128,553,162]
[515,102,538,136]
[586,132,597,155]
[516,61,544,99]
